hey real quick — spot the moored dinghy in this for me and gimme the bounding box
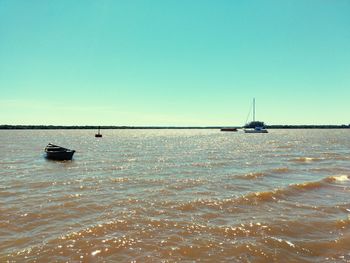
[45,143,75,160]
[220,127,238,132]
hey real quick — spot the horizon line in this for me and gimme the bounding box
[1,124,350,130]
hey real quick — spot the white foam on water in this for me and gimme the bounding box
[270,236,296,248]
[331,175,349,182]
[91,250,101,256]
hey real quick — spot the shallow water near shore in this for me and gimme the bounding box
[1,129,350,262]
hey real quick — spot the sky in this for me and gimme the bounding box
[1,0,349,126]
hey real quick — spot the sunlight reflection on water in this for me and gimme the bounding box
[1,129,350,262]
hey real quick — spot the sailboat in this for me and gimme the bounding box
[95,126,102,137]
[244,98,268,133]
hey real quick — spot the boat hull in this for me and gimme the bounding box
[220,128,238,132]
[45,143,75,160]
[45,151,75,160]
[244,129,268,133]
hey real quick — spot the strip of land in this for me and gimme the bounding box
[0,125,349,130]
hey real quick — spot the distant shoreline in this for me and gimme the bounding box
[1,125,349,130]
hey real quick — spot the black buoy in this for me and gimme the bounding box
[95,126,102,138]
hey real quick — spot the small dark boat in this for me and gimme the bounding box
[95,126,102,138]
[45,143,75,160]
[220,128,238,132]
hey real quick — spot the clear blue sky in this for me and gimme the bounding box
[1,0,349,126]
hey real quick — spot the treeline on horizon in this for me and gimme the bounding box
[1,124,350,130]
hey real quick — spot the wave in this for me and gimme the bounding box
[237,167,292,180]
[320,152,350,161]
[191,161,230,168]
[5,218,134,261]
[241,174,350,204]
[289,157,324,163]
[176,175,349,210]
[276,145,294,149]
[290,181,324,191]
[5,207,350,262]
[238,171,267,179]
[110,177,129,183]
[324,175,349,183]
[309,167,350,174]
[271,167,291,174]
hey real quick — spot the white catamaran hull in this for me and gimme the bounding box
[244,129,268,133]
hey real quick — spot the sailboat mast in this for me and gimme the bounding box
[253,98,255,122]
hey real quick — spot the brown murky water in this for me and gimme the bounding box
[1,129,350,262]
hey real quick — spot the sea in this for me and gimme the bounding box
[1,129,350,262]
